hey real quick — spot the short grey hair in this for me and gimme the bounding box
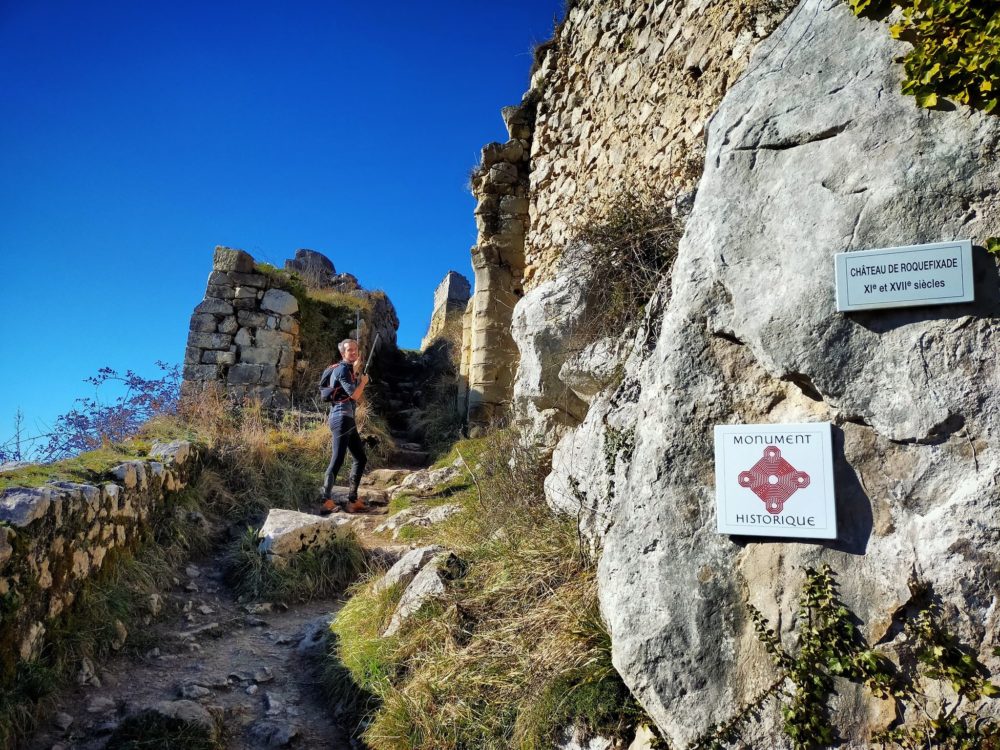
[337,339,357,356]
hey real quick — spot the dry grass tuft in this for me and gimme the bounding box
[327,428,652,749]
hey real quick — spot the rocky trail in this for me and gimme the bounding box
[27,370,445,750]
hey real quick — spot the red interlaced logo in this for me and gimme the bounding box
[738,446,810,514]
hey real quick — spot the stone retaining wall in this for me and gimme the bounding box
[0,441,201,679]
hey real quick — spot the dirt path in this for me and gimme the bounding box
[29,368,435,749]
[27,478,414,750]
[28,542,361,750]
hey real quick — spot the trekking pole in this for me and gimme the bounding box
[363,332,381,376]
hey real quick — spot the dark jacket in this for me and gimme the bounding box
[321,362,358,418]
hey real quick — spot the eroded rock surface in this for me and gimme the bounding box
[545,0,1000,745]
[257,509,351,565]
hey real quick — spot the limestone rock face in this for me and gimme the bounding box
[510,243,594,445]
[544,1,1000,746]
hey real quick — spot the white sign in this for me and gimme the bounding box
[714,423,836,539]
[834,239,973,312]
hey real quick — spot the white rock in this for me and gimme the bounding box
[383,552,461,637]
[257,509,351,565]
[260,289,299,316]
[547,1,1000,746]
[374,545,443,592]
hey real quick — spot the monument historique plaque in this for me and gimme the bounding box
[834,239,973,312]
[714,423,837,539]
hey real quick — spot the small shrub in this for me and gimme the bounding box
[695,566,1000,749]
[573,192,681,344]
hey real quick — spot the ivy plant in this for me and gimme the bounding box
[848,0,1000,113]
[692,566,1000,749]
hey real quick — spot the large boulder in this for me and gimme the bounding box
[546,0,1000,746]
[257,509,351,566]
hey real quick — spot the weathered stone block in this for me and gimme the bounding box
[213,246,255,273]
[487,162,519,186]
[183,364,219,381]
[240,347,280,365]
[260,289,298,315]
[0,488,52,527]
[150,440,192,466]
[278,317,300,335]
[217,316,238,334]
[213,270,267,288]
[234,328,253,347]
[227,363,265,385]
[233,286,257,300]
[201,350,236,365]
[184,346,202,365]
[481,142,503,168]
[187,332,232,350]
[189,314,217,333]
[194,299,233,315]
[255,329,294,348]
[206,284,235,300]
[237,311,268,328]
[500,138,523,162]
[499,196,530,216]
[233,297,257,310]
[257,509,350,564]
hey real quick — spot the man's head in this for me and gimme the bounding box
[338,339,360,364]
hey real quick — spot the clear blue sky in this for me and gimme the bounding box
[0,0,562,445]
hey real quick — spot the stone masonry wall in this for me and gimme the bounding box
[523,0,794,289]
[0,441,200,678]
[183,247,301,409]
[420,271,471,351]
[465,97,536,428]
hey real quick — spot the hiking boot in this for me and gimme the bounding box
[345,498,367,514]
[319,498,339,515]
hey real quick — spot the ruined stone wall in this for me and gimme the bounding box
[523,0,794,288]
[0,441,200,676]
[182,247,399,410]
[183,247,301,409]
[462,0,792,430]
[465,99,536,428]
[420,271,470,352]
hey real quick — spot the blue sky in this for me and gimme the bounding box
[0,0,562,447]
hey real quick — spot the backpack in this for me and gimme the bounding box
[319,367,338,403]
[319,365,352,404]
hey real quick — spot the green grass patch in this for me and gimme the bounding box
[226,526,369,604]
[0,443,149,492]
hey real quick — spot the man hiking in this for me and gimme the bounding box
[319,338,369,514]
